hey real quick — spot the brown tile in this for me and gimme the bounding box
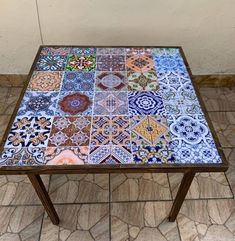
[199,87,235,111]
[111,173,171,202]
[0,175,50,205]
[0,87,22,115]
[194,75,235,88]
[168,172,233,199]
[111,201,180,241]
[0,115,11,142]
[40,204,109,241]
[49,174,109,203]
[209,112,235,147]
[177,199,235,241]
[0,74,27,87]
[224,148,235,196]
[0,206,44,241]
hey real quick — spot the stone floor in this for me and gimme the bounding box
[0,76,235,241]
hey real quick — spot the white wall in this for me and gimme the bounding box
[0,0,235,75]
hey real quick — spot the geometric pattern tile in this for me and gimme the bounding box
[48,116,91,146]
[126,55,155,72]
[1,47,223,166]
[128,72,159,91]
[95,71,128,91]
[89,145,133,164]
[94,91,128,115]
[66,54,96,72]
[28,71,63,91]
[61,72,95,91]
[91,116,130,146]
[17,91,59,117]
[96,55,125,71]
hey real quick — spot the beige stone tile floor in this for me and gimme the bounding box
[0,77,235,240]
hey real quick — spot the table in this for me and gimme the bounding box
[0,46,228,225]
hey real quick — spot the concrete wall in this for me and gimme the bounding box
[0,0,235,75]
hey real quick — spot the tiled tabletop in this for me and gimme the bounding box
[0,47,222,166]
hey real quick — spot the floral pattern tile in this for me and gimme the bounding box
[28,71,63,91]
[5,116,52,148]
[126,54,155,72]
[128,71,159,91]
[128,91,165,116]
[95,71,128,91]
[17,91,59,116]
[168,115,222,164]
[70,47,96,55]
[126,47,152,55]
[66,54,96,71]
[40,47,71,55]
[36,55,67,71]
[61,71,95,91]
[93,91,128,115]
[96,55,125,71]
[49,116,91,146]
[57,91,93,116]
[91,116,130,146]
[97,48,125,55]
[89,145,133,164]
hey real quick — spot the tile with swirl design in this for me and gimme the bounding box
[36,55,67,71]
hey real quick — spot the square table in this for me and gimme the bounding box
[0,46,228,224]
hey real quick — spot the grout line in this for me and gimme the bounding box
[35,0,44,45]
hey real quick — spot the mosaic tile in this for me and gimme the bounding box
[96,55,125,71]
[89,145,133,164]
[157,71,191,86]
[70,47,96,55]
[168,115,222,164]
[57,91,93,116]
[126,48,152,55]
[160,82,203,115]
[49,116,91,146]
[0,148,25,166]
[152,47,180,56]
[40,47,71,55]
[91,116,130,146]
[126,55,155,72]
[28,71,63,91]
[97,48,125,55]
[5,116,52,148]
[127,71,159,91]
[17,91,59,116]
[44,147,89,165]
[132,144,175,164]
[95,71,128,91]
[66,54,96,71]
[93,91,128,115]
[128,91,165,116]
[153,53,186,74]
[61,71,95,91]
[36,55,66,71]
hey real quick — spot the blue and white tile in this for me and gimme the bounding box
[170,140,222,164]
[61,72,95,91]
[0,148,25,166]
[17,91,59,117]
[128,91,165,116]
[70,47,96,55]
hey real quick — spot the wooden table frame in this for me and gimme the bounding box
[0,46,228,225]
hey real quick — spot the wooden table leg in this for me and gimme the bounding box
[28,174,59,225]
[169,171,195,222]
